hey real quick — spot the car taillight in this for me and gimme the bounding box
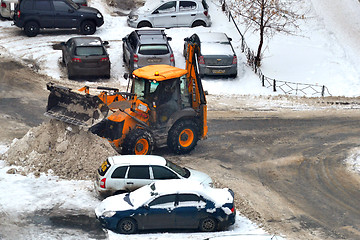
[72,57,81,62]
[170,53,174,62]
[232,55,237,64]
[100,178,106,188]
[81,3,87,6]
[17,10,20,18]
[100,57,109,62]
[203,10,208,16]
[1,2,6,8]
[231,207,235,213]
[133,54,138,62]
[198,55,205,64]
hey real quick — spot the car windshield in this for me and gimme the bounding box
[166,160,189,178]
[65,0,79,9]
[138,44,169,55]
[75,46,105,56]
[129,183,156,207]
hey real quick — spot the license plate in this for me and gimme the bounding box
[148,58,161,63]
[212,69,225,74]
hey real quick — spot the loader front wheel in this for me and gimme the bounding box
[168,120,199,154]
[122,129,154,155]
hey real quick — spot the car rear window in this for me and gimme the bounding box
[75,46,105,56]
[98,159,111,176]
[138,44,169,55]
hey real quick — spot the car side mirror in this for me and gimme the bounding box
[228,37,232,41]
[122,37,126,42]
[184,37,190,41]
[68,8,74,13]
[153,10,159,14]
[143,204,149,209]
[103,41,109,46]
[167,37,172,41]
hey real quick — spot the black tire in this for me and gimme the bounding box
[167,119,199,154]
[191,20,206,28]
[67,67,75,80]
[199,217,217,232]
[61,52,65,64]
[24,21,39,37]
[80,20,96,35]
[137,21,152,28]
[122,128,154,155]
[117,218,137,234]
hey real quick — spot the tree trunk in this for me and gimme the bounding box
[256,0,265,67]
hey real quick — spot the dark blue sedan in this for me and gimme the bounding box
[95,179,236,234]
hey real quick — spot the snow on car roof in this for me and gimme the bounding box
[130,179,233,208]
[201,42,234,56]
[109,155,167,166]
[196,32,230,43]
[71,37,103,46]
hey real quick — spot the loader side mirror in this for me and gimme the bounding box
[123,73,129,80]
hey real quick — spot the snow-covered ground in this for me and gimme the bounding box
[1,0,360,239]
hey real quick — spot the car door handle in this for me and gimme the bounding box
[171,15,176,18]
[127,182,134,184]
[191,14,196,16]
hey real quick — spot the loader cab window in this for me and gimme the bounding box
[180,75,191,108]
[133,78,159,103]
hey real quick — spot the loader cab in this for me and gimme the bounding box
[132,74,191,124]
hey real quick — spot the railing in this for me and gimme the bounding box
[219,0,331,97]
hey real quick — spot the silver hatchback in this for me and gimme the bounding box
[184,32,238,77]
[122,29,175,72]
[127,0,211,28]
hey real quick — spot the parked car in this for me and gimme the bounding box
[95,155,213,196]
[61,36,110,79]
[0,0,17,19]
[127,0,211,28]
[184,32,237,77]
[122,29,175,72]
[13,0,104,37]
[95,179,235,233]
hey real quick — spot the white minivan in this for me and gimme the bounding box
[95,155,213,197]
[127,0,211,28]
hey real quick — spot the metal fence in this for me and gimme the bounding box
[219,0,331,97]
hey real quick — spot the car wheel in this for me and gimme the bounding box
[137,21,152,28]
[121,128,154,155]
[24,21,39,37]
[80,20,96,35]
[117,218,137,234]
[191,20,206,28]
[199,217,217,232]
[167,119,199,154]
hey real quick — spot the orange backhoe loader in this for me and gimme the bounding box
[45,35,207,155]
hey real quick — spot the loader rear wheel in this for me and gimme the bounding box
[167,120,199,154]
[122,129,154,155]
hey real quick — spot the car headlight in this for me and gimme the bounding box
[102,211,116,218]
[129,14,138,21]
[97,12,102,18]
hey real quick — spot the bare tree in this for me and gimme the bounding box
[231,0,305,66]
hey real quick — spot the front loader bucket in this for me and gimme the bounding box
[45,82,109,127]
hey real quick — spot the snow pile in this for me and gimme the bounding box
[345,147,360,174]
[2,119,117,180]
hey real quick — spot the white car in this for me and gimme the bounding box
[95,155,213,196]
[127,0,211,28]
[0,0,17,19]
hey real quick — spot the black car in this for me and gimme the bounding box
[122,29,175,73]
[61,36,110,79]
[13,0,104,37]
[95,180,236,234]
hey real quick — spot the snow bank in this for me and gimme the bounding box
[2,119,117,180]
